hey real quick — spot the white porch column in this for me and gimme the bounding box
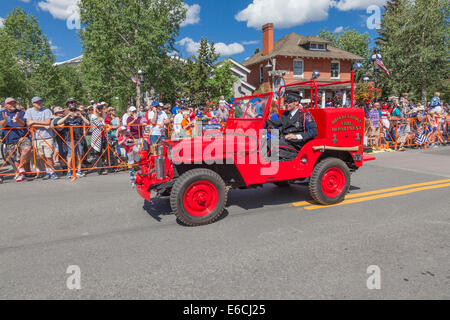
[321,90,326,108]
[342,90,347,106]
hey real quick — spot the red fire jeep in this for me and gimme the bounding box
[133,70,374,226]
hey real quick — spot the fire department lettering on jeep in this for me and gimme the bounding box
[332,126,363,132]
[331,114,363,125]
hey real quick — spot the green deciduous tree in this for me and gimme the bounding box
[79,0,187,109]
[0,33,26,101]
[318,27,371,82]
[1,7,59,106]
[57,65,87,106]
[377,0,449,103]
[318,27,371,59]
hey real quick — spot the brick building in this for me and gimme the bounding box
[242,23,363,107]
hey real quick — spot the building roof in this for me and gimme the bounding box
[297,35,331,46]
[242,33,364,67]
[53,55,83,67]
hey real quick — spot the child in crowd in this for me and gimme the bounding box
[117,127,139,166]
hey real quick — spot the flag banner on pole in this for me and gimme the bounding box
[130,76,137,83]
[375,58,390,76]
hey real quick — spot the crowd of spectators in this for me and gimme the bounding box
[360,92,449,152]
[1,92,449,184]
[0,95,233,183]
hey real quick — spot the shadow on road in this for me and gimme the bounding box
[142,183,361,223]
[143,199,172,222]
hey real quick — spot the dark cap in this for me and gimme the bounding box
[66,98,76,104]
[285,92,301,104]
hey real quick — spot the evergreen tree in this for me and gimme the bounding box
[181,38,236,105]
[377,0,449,103]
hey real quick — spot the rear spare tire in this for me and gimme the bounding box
[309,157,350,205]
[170,168,227,226]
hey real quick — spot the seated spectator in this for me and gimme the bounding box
[25,96,58,180]
[0,98,32,182]
[117,127,139,166]
[181,111,193,138]
[395,118,412,151]
[414,124,429,147]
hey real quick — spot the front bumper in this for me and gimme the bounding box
[136,183,151,202]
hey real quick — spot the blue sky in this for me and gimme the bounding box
[0,0,386,63]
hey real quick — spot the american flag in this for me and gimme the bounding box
[130,76,137,83]
[375,56,390,76]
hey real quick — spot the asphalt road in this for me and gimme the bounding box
[1,147,449,299]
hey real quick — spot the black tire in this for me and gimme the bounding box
[170,168,227,226]
[309,157,351,205]
[273,181,290,187]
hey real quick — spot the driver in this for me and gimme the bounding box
[266,92,317,161]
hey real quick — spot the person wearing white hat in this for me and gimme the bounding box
[126,106,145,140]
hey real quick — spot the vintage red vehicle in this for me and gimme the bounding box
[133,68,374,226]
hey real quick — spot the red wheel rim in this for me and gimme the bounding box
[183,180,219,217]
[321,167,345,198]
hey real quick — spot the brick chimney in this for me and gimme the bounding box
[262,23,274,56]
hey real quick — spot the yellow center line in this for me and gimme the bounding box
[304,182,450,210]
[292,179,450,207]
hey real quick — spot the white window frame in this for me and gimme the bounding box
[331,60,340,79]
[259,65,263,83]
[309,43,326,51]
[293,59,304,78]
